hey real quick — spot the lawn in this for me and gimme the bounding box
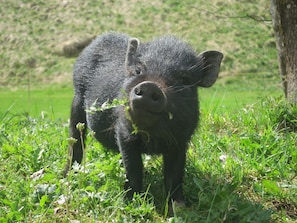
[0,85,73,120]
[2,76,296,222]
[0,0,296,222]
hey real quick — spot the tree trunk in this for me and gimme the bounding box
[271,0,297,104]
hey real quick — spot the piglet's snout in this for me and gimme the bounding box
[130,81,166,113]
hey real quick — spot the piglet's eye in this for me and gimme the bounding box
[135,67,142,75]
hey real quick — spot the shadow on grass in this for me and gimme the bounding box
[145,166,272,223]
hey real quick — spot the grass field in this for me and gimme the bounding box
[1,0,297,222]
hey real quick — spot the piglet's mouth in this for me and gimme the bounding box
[128,106,174,133]
[130,107,173,120]
[128,107,167,129]
[130,106,163,119]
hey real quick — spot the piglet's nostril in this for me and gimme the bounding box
[135,87,143,96]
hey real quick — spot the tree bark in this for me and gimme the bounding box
[271,0,297,104]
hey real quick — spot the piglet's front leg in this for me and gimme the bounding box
[163,150,186,204]
[118,138,144,199]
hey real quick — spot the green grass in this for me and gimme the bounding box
[1,90,297,222]
[1,0,296,222]
[1,0,276,86]
[0,72,282,120]
[0,85,72,120]
[1,76,296,222]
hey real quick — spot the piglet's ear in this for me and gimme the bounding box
[196,50,223,87]
[125,38,145,77]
